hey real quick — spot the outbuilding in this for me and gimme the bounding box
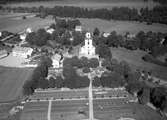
[12,46,33,58]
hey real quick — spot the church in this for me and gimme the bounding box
[79,32,98,59]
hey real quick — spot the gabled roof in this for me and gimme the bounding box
[13,46,33,53]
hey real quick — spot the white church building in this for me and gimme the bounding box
[79,32,98,59]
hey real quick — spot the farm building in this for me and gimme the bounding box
[75,25,82,32]
[46,28,55,34]
[0,50,8,58]
[52,54,63,68]
[12,46,33,58]
[79,32,98,59]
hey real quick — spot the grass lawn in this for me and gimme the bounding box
[111,47,167,80]
[0,66,33,102]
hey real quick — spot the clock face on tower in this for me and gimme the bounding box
[86,32,91,39]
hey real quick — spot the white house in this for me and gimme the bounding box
[0,32,2,37]
[26,28,32,33]
[127,34,136,39]
[12,46,33,58]
[52,54,63,68]
[79,32,98,59]
[75,26,82,32]
[46,28,55,34]
[20,33,26,41]
[103,32,110,38]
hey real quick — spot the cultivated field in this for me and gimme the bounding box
[5,0,159,10]
[20,89,163,120]
[0,66,33,102]
[21,100,163,120]
[111,47,167,80]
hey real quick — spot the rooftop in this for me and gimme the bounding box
[13,46,33,53]
[52,54,62,61]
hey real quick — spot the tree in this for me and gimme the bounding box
[48,77,56,88]
[150,87,167,110]
[83,67,91,73]
[93,76,101,87]
[106,31,121,47]
[56,19,67,28]
[55,76,64,88]
[40,56,52,67]
[138,87,150,104]
[72,31,84,46]
[88,58,99,68]
[35,28,51,46]
[50,23,56,29]
[63,56,83,68]
[26,32,36,45]
[101,59,112,68]
[23,80,34,95]
[125,81,144,95]
[63,64,77,88]
[93,27,100,36]
[100,71,125,88]
[75,76,89,88]
[38,77,48,89]
[80,57,89,67]
[96,43,112,59]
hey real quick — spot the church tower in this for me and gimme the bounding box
[79,32,98,59]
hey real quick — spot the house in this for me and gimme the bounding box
[46,28,55,34]
[52,54,63,68]
[12,46,33,58]
[103,32,110,38]
[0,50,8,58]
[127,34,136,39]
[20,33,26,41]
[79,32,98,59]
[0,32,2,37]
[75,26,82,32]
[26,28,32,33]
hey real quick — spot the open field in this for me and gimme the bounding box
[21,99,163,120]
[0,54,28,67]
[0,66,33,102]
[0,13,54,33]
[5,0,159,10]
[79,18,167,34]
[1,13,167,35]
[111,47,167,80]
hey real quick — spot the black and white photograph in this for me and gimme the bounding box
[0,0,167,120]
